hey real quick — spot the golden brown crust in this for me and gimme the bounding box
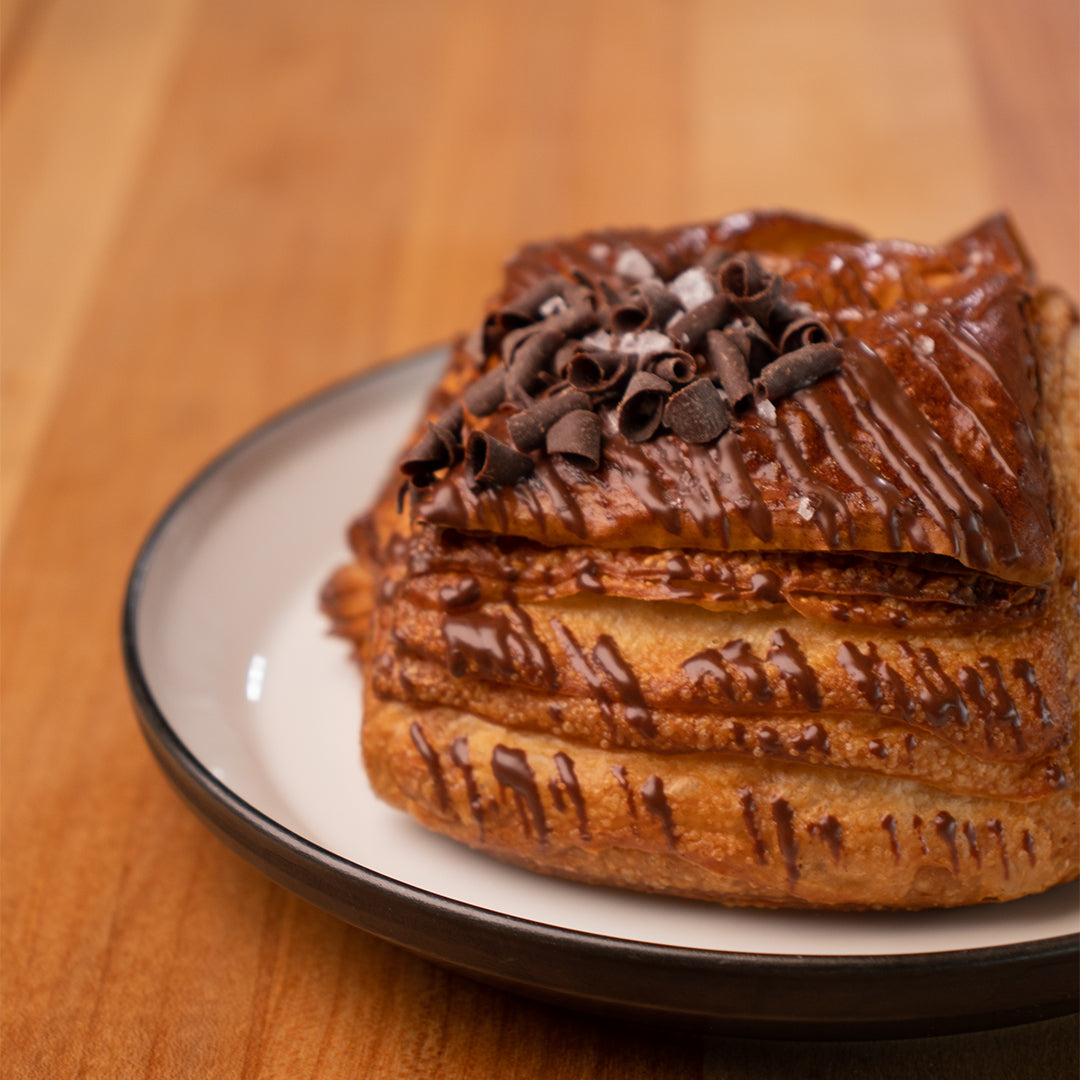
[362,695,1078,910]
[410,214,1056,585]
[325,212,1079,910]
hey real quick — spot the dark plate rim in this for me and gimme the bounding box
[120,346,1079,1038]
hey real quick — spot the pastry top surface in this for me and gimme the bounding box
[401,211,1060,587]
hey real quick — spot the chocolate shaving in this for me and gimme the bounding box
[613,280,683,333]
[438,401,464,436]
[500,324,534,364]
[481,314,505,358]
[561,280,595,312]
[544,301,599,339]
[552,340,578,378]
[463,365,506,417]
[407,245,850,495]
[666,293,731,353]
[617,370,671,442]
[717,253,781,322]
[664,378,732,443]
[402,420,462,477]
[649,351,697,386]
[779,315,833,353]
[546,409,602,469]
[505,327,566,403]
[498,275,567,328]
[507,388,591,452]
[731,316,778,376]
[766,297,810,339]
[705,329,753,405]
[754,342,843,402]
[466,431,534,489]
[567,348,631,397]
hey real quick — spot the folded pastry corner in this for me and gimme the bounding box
[323,210,1079,909]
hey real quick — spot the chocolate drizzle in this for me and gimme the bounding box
[934,811,960,873]
[1022,830,1036,867]
[438,576,482,611]
[681,649,738,703]
[591,635,656,736]
[988,818,1010,879]
[794,723,829,754]
[553,752,590,840]
[641,774,677,848]
[443,609,557,689]
[548,622,656,737]
[409,723,449,812]
[491,744,548,842]
[450,736,484,838]
[766,629,822,710]
[611,764,638,824]
[771,798,799,886]
[809,815,843,863]
[882,814,900,861]
[841,342,1018,570]
[1012,659,1052,726]
[739,789,768,865]
[549,619,615,732]
[899,642,969,728]
[963,820,981,869]
[721,639,773,703]
[839,640,883,709]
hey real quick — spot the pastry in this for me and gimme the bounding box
[322,210,1079,909]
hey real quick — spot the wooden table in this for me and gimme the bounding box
[3,1,1077,1075]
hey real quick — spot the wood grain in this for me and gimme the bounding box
[0,0,197,541]
[2,1,1077,1077]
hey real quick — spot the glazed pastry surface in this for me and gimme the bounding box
[323,211,1079,909]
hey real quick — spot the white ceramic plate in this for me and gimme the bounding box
[123,345,1078,1037]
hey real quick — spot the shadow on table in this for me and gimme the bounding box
[703,1015,1078,1080]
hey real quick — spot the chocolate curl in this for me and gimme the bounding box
[766,297,811,339]
[498,275,568,328]
[463,365,506,417]
[730,316,778,376]
[717,253,782,322]
[552,340,578,378]
[480,314,505,359]
[466,431,534,489]
[505,327,566,403]
[666,293,731,353]
[617,370,671,442]
[753,343,843,403]
[779,315,833,353]
[402,420,462,479]
[567,348,632,397]
[649,350,697,386]
[500,324,534,364]
[592,278,622,309]
[613,280,684,333]
[546,409,603,470]
[705,329,753,405]
[545,300,600,339]
[664,378,732,444]
[507,388,592,452]
[438,401,464,437]
[561,280,595,311]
